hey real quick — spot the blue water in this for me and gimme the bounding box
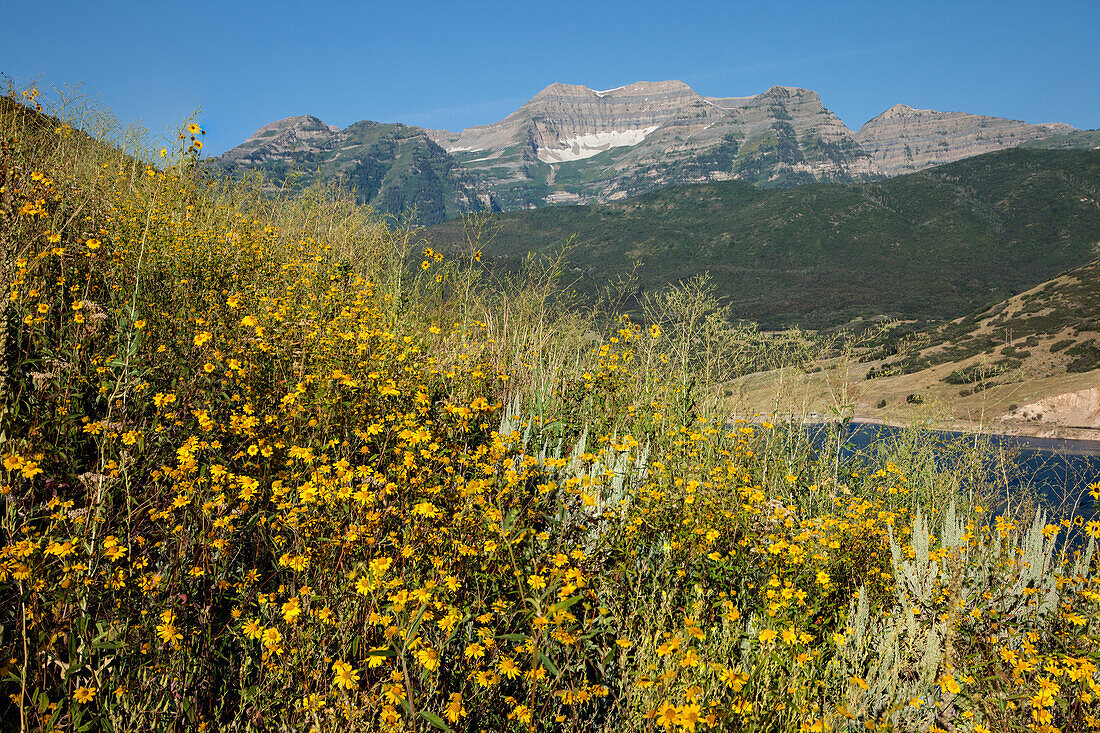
[808,421,1100,519]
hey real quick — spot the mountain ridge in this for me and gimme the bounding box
[854,104,1075,175]
[210,80,1090,219]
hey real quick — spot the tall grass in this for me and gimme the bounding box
[1,85,1099,733]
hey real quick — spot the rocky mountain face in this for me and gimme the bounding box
[212,81,1085,218]
[209,116,497,225]
[854,105,1075,176]
[426,81,879,209]
[209,115,340,166]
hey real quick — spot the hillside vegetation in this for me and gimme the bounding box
[1024,129,1100,151]
[868,257,1100,379]
[726,254,1100,436]
[3,88,1100,733]
[425,149,1100,329]
[825,255,1100,430]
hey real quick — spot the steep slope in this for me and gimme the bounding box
[428,81,879,209]
[700,86,877,185]
[209,116,497,225]
[854,104,1075,176]
[423,149,1100,329]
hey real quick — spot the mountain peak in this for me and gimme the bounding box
[875,103,934,120]
[529,79,696,101]
[213,115,340,166]
[760,85,820,100]
[855,104,1078,175]
[252,115,339,137]
[607,79,694,95]
[529,82,594,99]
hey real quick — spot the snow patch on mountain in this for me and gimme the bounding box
[536,126,659,164]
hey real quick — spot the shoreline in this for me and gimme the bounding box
[848,416,1100,454]
[732,413,1100,454]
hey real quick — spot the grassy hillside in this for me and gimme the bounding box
[867,257,1100,377]
[844,255,1100,429]
[728,255,1100,435]
[4,89,1100,733]
[425,148,1100,329]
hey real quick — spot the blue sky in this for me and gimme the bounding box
[5,0,1098,156]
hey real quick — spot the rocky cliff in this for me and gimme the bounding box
[854,104,1075,176]
[430,80,703,158]
[426,81,879,208]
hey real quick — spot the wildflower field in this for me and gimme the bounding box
[2,87,1100,733]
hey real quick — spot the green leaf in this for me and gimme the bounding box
[442,614,473,648]
[418,710,453,732]
[537,650,560,678]
[369,648,397,659]
[403,603,428,649]
[552,594,584,612]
